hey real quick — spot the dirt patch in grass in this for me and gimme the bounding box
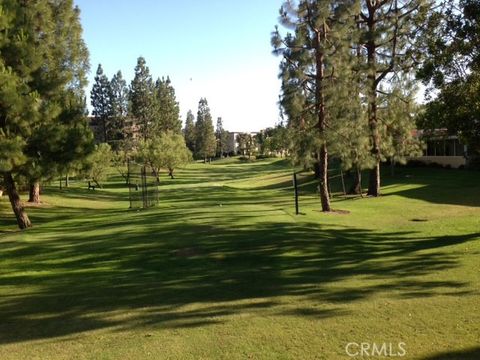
[312,209,351,215]
[174,247,203,258]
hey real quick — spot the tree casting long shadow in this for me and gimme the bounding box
[0,211,477,345]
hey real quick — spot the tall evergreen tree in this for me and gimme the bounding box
[381,78,422,170]
[90,64,112,143]
[273,0,356,211]
[154,76,182,134]
[327,35,372,195]
[0,0,92,228]
[184,110,196,153]
[195,98,216,162]
[357,0,431,196]
[109,70,129,146]
[215,117,229,157]
[130,57,155,141]
[26,1,92,205]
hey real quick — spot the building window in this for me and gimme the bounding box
[426,141,435,156]
[445,139,455,156]
[434,140,445,156]
[454,139,464,156]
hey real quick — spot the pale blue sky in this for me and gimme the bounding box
[74,0,284,132]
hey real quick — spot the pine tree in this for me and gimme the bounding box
[0,0,92,228]
[215,117,228,158]
[328,87,372,194]
[195,98,216,162]
[26,1,92,205]
[380,78,423,172]
[327,34,373,195]
[130,57,155,141]
[90,64,112,143]
[273,0,356,211]
[109,70,129,147]
[184,110,196,153]
[357,0,431,196]
[154,76,182,134]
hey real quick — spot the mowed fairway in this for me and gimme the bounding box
[0,158,479,360]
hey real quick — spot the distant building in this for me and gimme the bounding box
[88,116,140,146]
[409,130,467,168]
[225,131,259,155]
[88,116,104,143]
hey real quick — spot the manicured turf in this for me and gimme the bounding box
[0,159,479,359]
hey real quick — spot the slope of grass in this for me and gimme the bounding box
[0,159,479,359]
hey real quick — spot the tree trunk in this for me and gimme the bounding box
[65,174,69,188]
[367,162,380,197]
[390,159,395,176]
[313,161,321,179]
[318,145,331,212]
[366,9,381,197]
[315,27,331,212]
[4,172,32,229]
[28,181,40,203]
[348,167,363,195]
[151,167,160,184]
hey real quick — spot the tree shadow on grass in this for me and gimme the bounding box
[169,160,291,186]
[380,167,480,207]
[0,163,479,345]
[420,347,480,360]
[288,166,480,207]
[45,187,131,203]
[0,210,478,344]
[0,198,17,232]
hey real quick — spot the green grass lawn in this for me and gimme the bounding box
[0,158,479,359]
